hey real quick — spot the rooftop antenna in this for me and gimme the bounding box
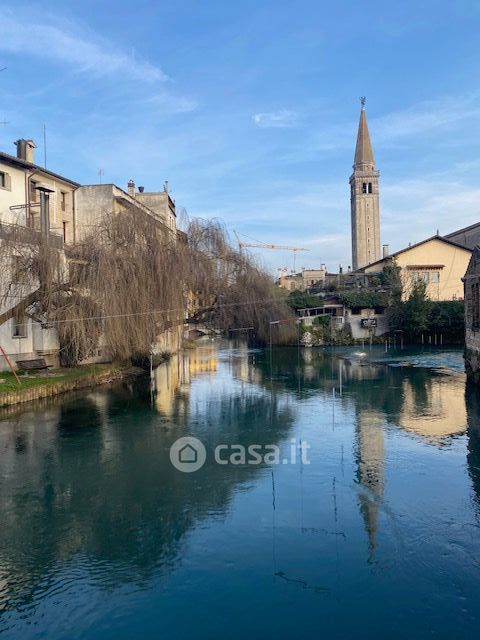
[0,118,9,128]
[98,168,104,184]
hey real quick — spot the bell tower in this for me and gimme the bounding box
[350,98,381,271]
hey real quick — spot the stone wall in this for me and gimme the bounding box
[463,247,480,380]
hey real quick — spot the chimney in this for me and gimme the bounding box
[15,139,36,163]
[138,186,145,193]
[382,244,389,258]
[127,179,135,197]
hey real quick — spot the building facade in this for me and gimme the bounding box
[0,139,78,370]
[0,139,79,244]
[277,265,327,291]
[362,236,472,301]
[464,246,480,379]
[75,180,176,242]
[133,180,177,233]
[350,100,381,271]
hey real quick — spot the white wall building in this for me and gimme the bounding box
[0,139,78,370]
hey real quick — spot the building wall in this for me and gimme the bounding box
[0,240,68,370]
[464,248,480,377]
[345,308,388,338]
[136,191,176,233]
[278,268,326,292]
[75,184,172,241]
[301,268,326,287]
[0,318,60,371]
[299,305,388,338]
[0,161,25,224]
[0,157,76,244]
[365,238,471,301]
[74,185,116,240]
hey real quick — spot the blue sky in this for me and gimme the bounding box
[1,0,480,273]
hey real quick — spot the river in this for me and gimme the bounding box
[0,342,479,639]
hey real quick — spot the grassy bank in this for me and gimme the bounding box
[0,363,146,408]
[0,364,120,394]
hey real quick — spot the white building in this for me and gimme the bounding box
[0,139,78,370]
[1,139,79,243]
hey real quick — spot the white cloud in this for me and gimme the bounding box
[252,110,299,128]
[374,93,480,141]
[0,10,167,83]
[142,93,198,114]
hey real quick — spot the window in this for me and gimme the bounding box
[0,170,11,190]
[412,271,429,283]
[61,191,66,211]
[430,271,440,284]
[368,182,373,194]
[12,313,28,338]
[362,182,367,194]
[63,221,68,243]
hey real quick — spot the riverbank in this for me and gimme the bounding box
[0,363,144,408]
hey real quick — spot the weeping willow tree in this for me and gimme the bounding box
[184,219,297,344]
[0,211,296,366]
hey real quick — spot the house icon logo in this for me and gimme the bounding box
[179,443,198,464]
[170,437,206,472]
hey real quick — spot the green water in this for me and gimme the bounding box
[1,343,480,639]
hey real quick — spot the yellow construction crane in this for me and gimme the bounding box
[234,231,309,273]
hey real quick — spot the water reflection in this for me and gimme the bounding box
[0,343,479,637]
[0,343,296,618]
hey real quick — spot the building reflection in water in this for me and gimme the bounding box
[465,380,480,514]
[1,342,480,619]
[153,344,218,416]
[398,375,467,442]
[255,347,474,555]
[0,341,295,614]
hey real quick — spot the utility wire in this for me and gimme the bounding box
[11,296,293,326]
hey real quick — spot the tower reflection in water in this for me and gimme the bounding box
[0,342,479,632]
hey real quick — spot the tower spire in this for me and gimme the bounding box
[354,98,374,168]
[349,98,381,271]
